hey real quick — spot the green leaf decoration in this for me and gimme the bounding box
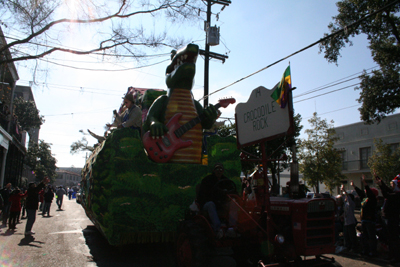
[80,128,241,245]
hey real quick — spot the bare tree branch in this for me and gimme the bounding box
[1,0,204,65]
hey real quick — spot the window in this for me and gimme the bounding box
[360,147,371,169]
[390,143,399,153]
[338,150,346,170]
[361,128,369,136]
[387,122,397,131]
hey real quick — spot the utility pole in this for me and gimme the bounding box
[203,0,231,107]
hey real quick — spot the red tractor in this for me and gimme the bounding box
[176,85,340,266]
[176,167,339,267]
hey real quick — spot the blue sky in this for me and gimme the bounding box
[9,1,385,168]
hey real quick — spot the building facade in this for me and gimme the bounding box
[54,167,82,188]
[0,26,27,188]
[334,113,400,191]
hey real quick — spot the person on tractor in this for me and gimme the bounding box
[197,163,239,239]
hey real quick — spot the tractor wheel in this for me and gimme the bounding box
[176,220,210,267]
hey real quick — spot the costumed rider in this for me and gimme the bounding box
[108,93,142,135]
[197,163,239,238]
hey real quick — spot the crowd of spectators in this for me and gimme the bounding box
[0,180,71,236]
[332,172,400,265]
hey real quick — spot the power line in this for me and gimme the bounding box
[18,80,123,93]
[294,83,360,103]
[34,67,367,117]
[200,0,400,101]
[38,57,169,72]
[42,106,116,117]
[294,78,360,98]
[295,66,378,98]
[303,104,361,120]
[34,84,123,96]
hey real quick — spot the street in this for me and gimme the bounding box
[0,197,175,267]
[0,198,395,267]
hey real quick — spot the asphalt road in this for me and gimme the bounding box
[0,198,397,267]
[0,197,175,267]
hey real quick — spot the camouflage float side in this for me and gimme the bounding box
[80,128,241,246]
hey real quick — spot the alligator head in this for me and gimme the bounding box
[165,43,199,90]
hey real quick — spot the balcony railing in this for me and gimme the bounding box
[341,160,370,171]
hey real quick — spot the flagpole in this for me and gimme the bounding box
[288,62,300,197]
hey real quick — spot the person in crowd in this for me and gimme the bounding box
[68,188,74,200]
[374,172,400,264]
[56,186,67,210]
[107,93,142,134]
[340,185,358,252]
[197,163,238,238]
[1,183,12,227]
[43,185,54,217]
[334,194,345,245]
[25,177,50,235]
[351,175,378,257]
[241,175,252,201]
[283,181,291,198]
[8,187,27,231]
[20,187,27,220]
[38,188,45,212]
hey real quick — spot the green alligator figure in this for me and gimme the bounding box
[79,44,241,246]
[143,43,218,164]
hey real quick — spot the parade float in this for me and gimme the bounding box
[79,43,241,246]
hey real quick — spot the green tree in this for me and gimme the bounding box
[217,121,259,174]
[70,137,95,154]
[217,122,236,138]
[263,113,303,195]
[13,96,44,132]
[319,0,400,124]
[368,138,400,183]
[298,113,345,194]
[0,0,206,65]
[70,130,95,154]
[25,140,57,183]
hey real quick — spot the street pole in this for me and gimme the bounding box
[202,0,230,107]
[204,0,211,108]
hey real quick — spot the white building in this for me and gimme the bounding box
[55,167,82,188]
[333,113,400,192]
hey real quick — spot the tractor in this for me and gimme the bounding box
[176,85,340,267]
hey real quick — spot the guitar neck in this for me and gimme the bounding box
[174,103,221,138]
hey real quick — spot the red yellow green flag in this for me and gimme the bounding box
[271,66,291,108]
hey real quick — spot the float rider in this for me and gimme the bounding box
[197,163,239,238]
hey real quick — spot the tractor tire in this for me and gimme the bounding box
[176,220,211,267]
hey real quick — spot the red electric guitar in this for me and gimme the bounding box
[143,98,236,163]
